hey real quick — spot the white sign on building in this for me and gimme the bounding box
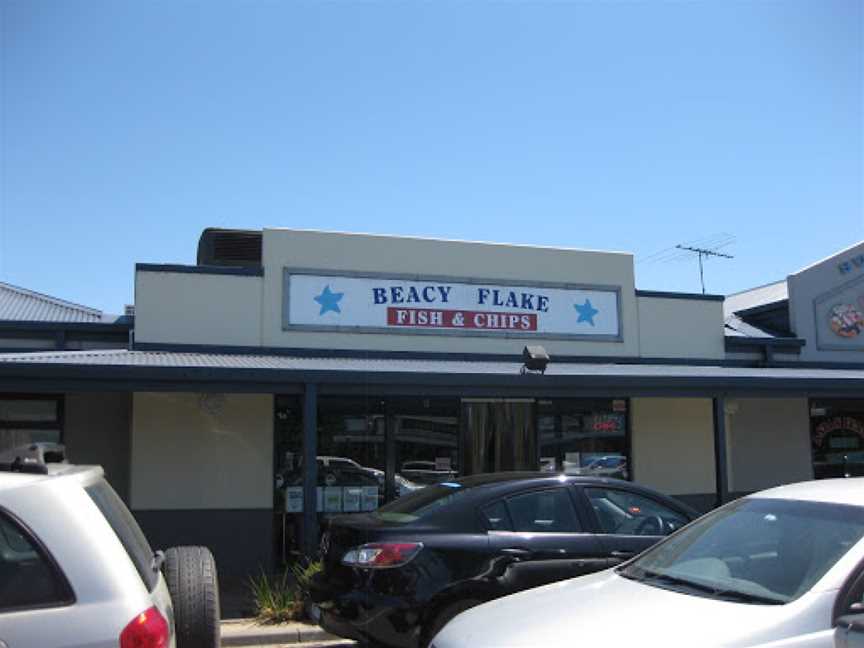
[284,270,621,339]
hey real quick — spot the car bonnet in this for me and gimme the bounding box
[431,569,821,648]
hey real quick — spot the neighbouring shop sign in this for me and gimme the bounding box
[814,274,864,351]
[838,252,864,276]
[284,271,621,338]
[812,416,864,449]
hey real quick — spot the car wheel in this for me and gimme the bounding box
[422,598,482,648]
[162,546,220,648]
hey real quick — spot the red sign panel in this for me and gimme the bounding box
[387,307,538,331]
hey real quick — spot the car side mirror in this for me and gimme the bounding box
[834,612,864,648]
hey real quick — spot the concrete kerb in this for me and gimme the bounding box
[220,618,338,646]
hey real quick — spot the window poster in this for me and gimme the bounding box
[284,487,303,513]
[361,486,379,511]
[324,487,342,512]
[342,487,362,512]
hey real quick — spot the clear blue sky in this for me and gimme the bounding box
[2,0,861,313]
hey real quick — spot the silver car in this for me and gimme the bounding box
[432,478,864,648]
[0,444,218,648]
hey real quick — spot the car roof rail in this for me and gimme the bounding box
[0,442,67,475]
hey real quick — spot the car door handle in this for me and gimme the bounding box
[499,548,534,560]
[610,550,635,559]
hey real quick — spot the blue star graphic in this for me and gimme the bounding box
[313,285,344,315]
[574,299,599,326]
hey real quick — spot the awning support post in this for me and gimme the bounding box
[302,382,318,557]
[713,395,729,508]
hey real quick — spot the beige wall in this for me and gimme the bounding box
[631,398,716,494]
[261,229,641,356]
[65,392,132,502]
[130,392,273,510]
[131,230,729,360]
[135,271,263,346]
[637,296,725,359]
[788,241,864,362]
[727,398,813,492]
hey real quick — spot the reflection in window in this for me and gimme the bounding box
[394,398,459,491]
[314,398,386,513]
[274,396,388,563]
[0,397,62,454]
[538,399,628,479]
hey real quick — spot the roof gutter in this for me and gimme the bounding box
[725,336,806,351]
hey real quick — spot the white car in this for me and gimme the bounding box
[431,478,864,648]
[0,443,219,648]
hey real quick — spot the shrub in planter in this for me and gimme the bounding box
[290,558,323,621]
[248,569,303,624]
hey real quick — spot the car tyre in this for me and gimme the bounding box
[162,546,220,648]
[422,598,482,648]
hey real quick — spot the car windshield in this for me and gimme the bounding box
[620,497,864,605]
[373,482,469,523]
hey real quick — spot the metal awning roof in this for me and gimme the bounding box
[0,348,862,397]
[0,281,118,323]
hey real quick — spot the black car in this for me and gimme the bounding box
[310,472,699,648]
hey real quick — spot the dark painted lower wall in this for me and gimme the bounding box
[133,509,274,578]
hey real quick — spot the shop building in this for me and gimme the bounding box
[0,230,862,577]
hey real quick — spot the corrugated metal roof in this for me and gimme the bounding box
[0,282,105,323]
[724,280,788,316]
[0,348,861,382]
[724,314,778,339]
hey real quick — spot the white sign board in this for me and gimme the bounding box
[285,271,620,339]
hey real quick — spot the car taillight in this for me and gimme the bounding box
[120,606,170,648]
[341,542,423,568]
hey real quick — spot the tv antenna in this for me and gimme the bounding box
[675,244,734,294]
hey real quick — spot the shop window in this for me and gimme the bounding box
[277,397,387,519]
[316,398,386,513]
[393,398,459,492]
[274,396,303,508]
[538,399,629,479]
[0,397,62,454]
[810,400,864,480]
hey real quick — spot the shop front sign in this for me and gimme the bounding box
[283,270,621,339]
